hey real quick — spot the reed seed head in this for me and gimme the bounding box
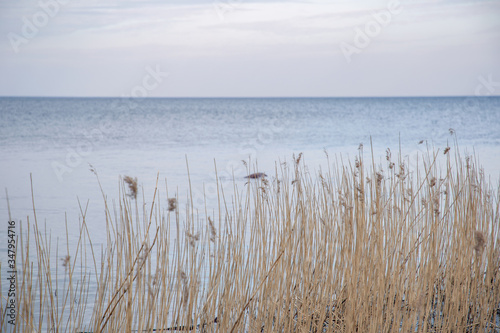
[376,172,384,186]
[355,157,361,169]
[123,176,138,199]
[89,163,96,175]
[474,231,485,256]
[168,198,177,212]
[186,231,200,247]
[208,217,217,242]
[61,255,70,271]
[294,152,303,165]
[430,177,436,187]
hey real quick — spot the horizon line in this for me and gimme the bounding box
[1,95,499,99]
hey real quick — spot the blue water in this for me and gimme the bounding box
[1,97,499,330]
[1,97,499,238]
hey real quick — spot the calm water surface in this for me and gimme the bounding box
[1,97,499,328]
[1,96,500,238]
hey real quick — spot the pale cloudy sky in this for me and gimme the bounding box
[0,0,499,97]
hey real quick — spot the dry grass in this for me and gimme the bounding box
[1,146,499,332]
[123,176,138,200]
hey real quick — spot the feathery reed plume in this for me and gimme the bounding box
[430,177,436,187]
[474,231,485,256]
[397,162,406,179]
[433,195,440,217]
[245,172,267,179]
[261,177,269,187]
[355,156,361,169]
[179,271,189,309]
[418,139,424,144]
[123,176,138,199]
[376,172,384,186]
[444,147,451,155]
[168,198,177,212]
[186,231,200,247]
[61,255,70,272]
[136,245,149,272]
[89,163,97,175]
[449,128,455,135]
[208,217,217,243]
[294,152,303,165]
[5,144,499,332]
[386,148,395,169]
[356,185,363,196]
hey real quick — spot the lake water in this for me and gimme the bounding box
[1,96,500,240]
[1,96,499,329]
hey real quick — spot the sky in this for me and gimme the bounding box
[0,0,499,97]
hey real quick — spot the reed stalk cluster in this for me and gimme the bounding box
[1,146,499,332]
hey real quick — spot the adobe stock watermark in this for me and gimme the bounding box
[121,65,169,99]
[5,220,17,326]
[7,0,69,53]
[473,74,499,96]
[51,65,169,182]
[213,0,243,21]
[339,0,403,63]
[461,73,499,133]
[449,74,499,129]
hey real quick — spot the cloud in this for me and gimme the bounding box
[0,0,498,96]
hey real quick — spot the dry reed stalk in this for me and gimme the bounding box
[2,146,499,333]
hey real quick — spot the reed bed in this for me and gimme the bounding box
[1,146,499,332]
